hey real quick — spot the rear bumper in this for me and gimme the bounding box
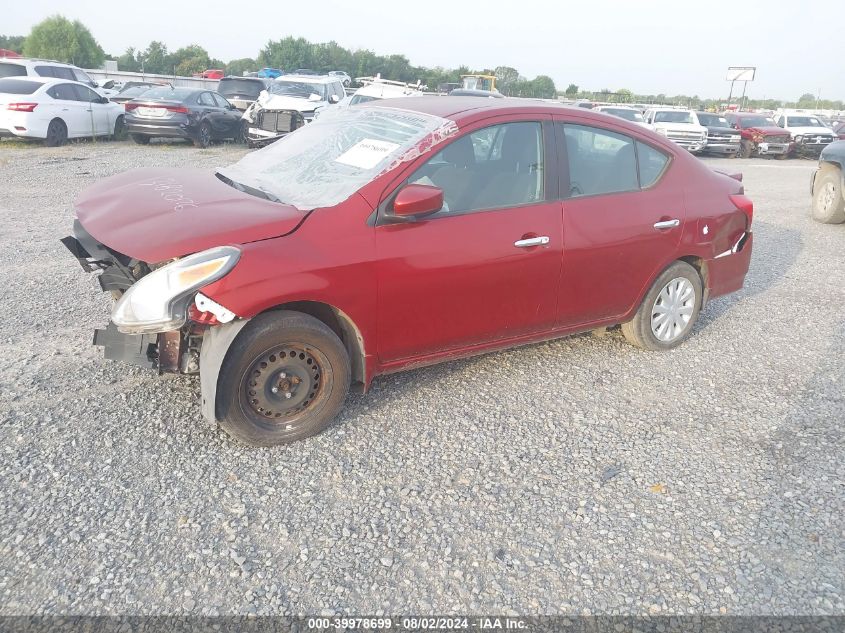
[125,117,195,139]
[707,231,753,299]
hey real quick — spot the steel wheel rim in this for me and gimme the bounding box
[651,277,696,342]
[241,344,326,426]
[819,182,836,212]
[200,125,210,145]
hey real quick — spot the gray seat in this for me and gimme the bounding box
[470,124,541,210]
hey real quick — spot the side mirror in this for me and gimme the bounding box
[308,93,322,102]
[329,94,340,104]
[392,184,443,219]
[97,96,109,104]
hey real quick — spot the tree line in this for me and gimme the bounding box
[1,16,557,98]
[3,17,842,108]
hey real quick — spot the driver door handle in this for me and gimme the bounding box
[514,236,550,248]
[653,219,680,230]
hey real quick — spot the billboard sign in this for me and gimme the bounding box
[726,67,756,82]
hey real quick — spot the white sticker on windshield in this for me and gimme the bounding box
[334,138,400,169]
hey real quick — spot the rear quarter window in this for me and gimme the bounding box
[637,141,670,188]
[0,79,41,94]
[0,63,27,78]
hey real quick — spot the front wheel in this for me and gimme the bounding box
[216,311,351,446]
[621,261,703,351]
[113,115,126,140]
[812,166,845,224]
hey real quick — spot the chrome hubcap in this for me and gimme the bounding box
[651,277,695,342]
[819,182,836,212]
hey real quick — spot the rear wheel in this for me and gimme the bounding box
[217,311,351,446]
[131,133,150,145]
[812,166,845,224]
[112,115,126,140]
[622,261,703,351]
[194,122,212,148]
[45,119,67,147]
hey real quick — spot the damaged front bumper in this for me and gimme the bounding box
[61,221,201,375]
[246,109,307,146]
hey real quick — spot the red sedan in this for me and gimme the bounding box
[63,98,754,446]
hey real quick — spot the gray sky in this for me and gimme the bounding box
[7,0,844,101]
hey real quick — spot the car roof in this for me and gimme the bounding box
[0,57,79,67]
[363,96,659,126]
[0,75,82,87]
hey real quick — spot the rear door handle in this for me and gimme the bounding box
[514,236,550,248]
[653,219,680,230]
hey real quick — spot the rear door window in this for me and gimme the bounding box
[35,65,76,80]
[562,124,638,197]
[0,63,27,78]
[46,83,79,101]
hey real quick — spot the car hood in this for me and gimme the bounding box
[255,92,321,112]
[744,126,787,137]
[653,122,706,132]
[705,126,739,135]
[786,126,835,136]
[74,168,308,262]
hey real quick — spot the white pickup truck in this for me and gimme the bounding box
[643,108,708,153]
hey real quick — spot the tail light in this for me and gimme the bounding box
[7,102,37,112]
[730,194,754,227]
[123,103,188,113]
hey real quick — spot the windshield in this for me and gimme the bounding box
[218,78,265,98]
[654,111,693,124]
[218,106,457,210]
[116,85,155,99]
[349,94,381,105]
[697,113,730,127]
[787,116,824,127]
[270,80,326,100]
[740,116,775,128]
[603,108,644,123]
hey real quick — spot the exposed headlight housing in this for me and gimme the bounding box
[655,127,668,136]
[112,246,240,334]
[794,134,803,142]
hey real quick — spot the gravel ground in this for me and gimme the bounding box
[0,138,842,617]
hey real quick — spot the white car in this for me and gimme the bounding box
[775,112,837,155]
[643,108,708,153]
[328,70,352,87]
[594,105,648,127]
[0,76,125,146]
[346,76,424,105]
[242,74,346,147]
[0,56,110,96]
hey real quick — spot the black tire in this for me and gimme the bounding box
[194,122,212,148]
[739,140,753,159]
[621,261,703,351]
[112,115,126,140]
[45,119,68,147]
[811,165,845,224]
[131,133,150,145]
[216,311,351,446]
[237,120,248,144]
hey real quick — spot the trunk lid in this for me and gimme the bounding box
[75,168,308,262]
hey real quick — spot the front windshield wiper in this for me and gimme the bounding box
[216,173,283,204]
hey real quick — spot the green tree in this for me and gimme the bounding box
[168,44,211,76]
[225,57,256,76]
[616,88,633,103]
[0,35,25,53]
[116,47,141,72]
[494,66,519,95]
[23,15,104,67]
[565,83,578,97]
[139,41,169,74]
